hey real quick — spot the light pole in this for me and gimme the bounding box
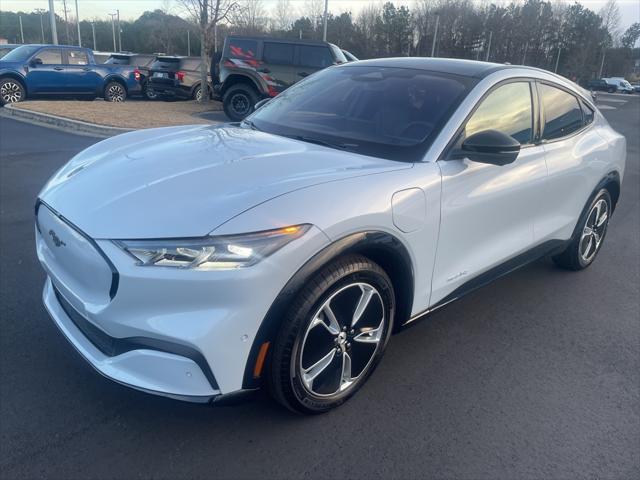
[48,0,58,44]
[18,15,25,43]
[554,45,562,73]
[108,13,117,51]
[91,22,96,50]
[322,0,328,41]
[598,47,606,78]
[35,8,46,43]
[117,9,122,52]
[485,31,492,61]
[75,0,81,47]
[187,30,191,56]
[431,13,440,57]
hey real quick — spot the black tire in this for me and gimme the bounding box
[144,87,158,100]
[104,81,127,102]
[0,77,26,105]
[192,84,210,102]
[222,84,258,121]
[268,254,395,414]
[553,188,612,271]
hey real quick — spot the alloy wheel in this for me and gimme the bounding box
[230,92,250,116]
[107,84,125,102]
[1,81,23,103]
[299,282,385,397]
[580,198,609,263]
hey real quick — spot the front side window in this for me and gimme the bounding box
[249,65,474,162]
[463,82,533,145]
[67,49,88,65]
[540,84,583,140]
[297,46,334,68]
[227,39,258,60]
[263,43,294,65]
[35,48,63,65]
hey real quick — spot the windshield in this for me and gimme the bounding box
[249,65,474,162]
[0,45,41,62]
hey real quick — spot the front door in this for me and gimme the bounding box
[431,81,548,305]
[64,49,102,94]
[25,48,66,94]
[261,42,296,95]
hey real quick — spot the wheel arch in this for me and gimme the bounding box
[103,75,128,93]
[241,230,414,390]
[221,73,262,97]
[601,170,621,212]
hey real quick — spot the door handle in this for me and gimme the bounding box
[257,68,270,73]
[53,66,64,71]
[298,72,309,77]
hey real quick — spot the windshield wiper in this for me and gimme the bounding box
[288,135,357,150]
[241,119,262,131]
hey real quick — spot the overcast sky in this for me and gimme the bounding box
[2,0,639,31]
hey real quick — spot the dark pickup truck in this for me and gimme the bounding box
[0,44,142,104]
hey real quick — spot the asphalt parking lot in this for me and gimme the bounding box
[1,93,638,479]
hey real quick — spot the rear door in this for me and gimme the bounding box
[431,80,548,305]
[64,49,102,94]
[261,42,296,95]
[25,47,65,94]
[295,44,335,80]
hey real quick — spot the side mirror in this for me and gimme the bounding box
[459,130,521,166]
[30,58,43,67]
[254,98,271,110]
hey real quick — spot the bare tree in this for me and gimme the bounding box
[232,0,267,34]
[303,0,324,34]
[599,0,621,45]
[274,0,292,31]
[176,0,238,103]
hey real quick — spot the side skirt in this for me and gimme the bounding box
[402,239,569,328]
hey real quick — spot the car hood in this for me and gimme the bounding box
[39,124,410,239]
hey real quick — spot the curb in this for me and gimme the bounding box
[0,104,134,137]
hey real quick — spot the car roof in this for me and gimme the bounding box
[226,35,334,47]
[342,57,515,79]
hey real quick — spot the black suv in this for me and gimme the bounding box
[212,36,347,121]
[587,78,616,93]
[105,53,156,98]
[147,56,211,101]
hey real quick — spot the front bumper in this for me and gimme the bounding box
[36,203,330,401]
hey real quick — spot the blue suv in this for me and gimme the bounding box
[0,44,142,104]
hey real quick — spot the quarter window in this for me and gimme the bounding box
[297,46,334,68]
[227,39,258,60]
[67,49,88,65]
[581,101,595,126]
[263,43,294,65]
[539,84,583,140]
[35,49,62,65]
[463,82,533,145]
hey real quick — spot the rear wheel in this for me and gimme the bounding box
[553,189,612,270]
[193,84,210,102]
[269,255,395,414]
[0,78,25,105]
[222,84,258,121]
[104,81,126,102]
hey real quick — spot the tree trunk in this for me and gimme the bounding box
[199,5,209,104]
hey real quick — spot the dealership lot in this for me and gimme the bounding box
[0,94,638,478]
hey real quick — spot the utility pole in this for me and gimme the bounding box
[187,30,191,56]
[522,41,528,65]
[485,31,492,62]
[35,8,46,43]
[431,13,440,57]
[91,22,96,50]
[108,13,117,51]
[322,0,329,41]
[117,9,122,52]
[48,0,58,44]
[19,16,25,43]
[62,0,70,44]
[75,0,81,47]
[598,48,606,78]
[554,45,562,73]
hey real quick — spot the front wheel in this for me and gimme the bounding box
[269,255,395,414]
[222,84,258,121]
[553,189,612,270]
[104,81,127,102]
[0,78,25,105]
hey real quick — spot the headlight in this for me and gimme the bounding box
[114,224,311,270]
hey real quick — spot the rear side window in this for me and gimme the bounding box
[581,101,595,125]
[540,84,583,140]
[227,39,258,60]
[297,45,334,68]
[35,48,62,65]
[463,82,533,145]
[263,43,294,65]
[67,49,88,65]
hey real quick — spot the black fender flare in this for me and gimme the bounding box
[241,230,414,389]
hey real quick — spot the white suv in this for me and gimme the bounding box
[36,58,626,413]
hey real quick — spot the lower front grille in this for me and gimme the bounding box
[54,287,116,356]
